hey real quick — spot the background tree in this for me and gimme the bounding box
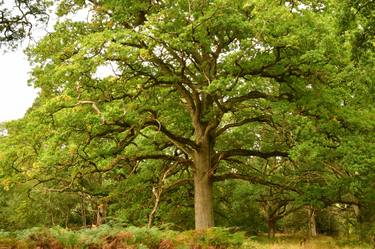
[0,0,50,48]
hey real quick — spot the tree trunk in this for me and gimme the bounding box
[148,186,162,228]
[80,195,87,227]
[65,210,69,229]
[353,204,367,240]
[48,192,55,226]
[268,219,276,238]
[96,203,106,226]
[308,206,317,237]
[193,140,214,229]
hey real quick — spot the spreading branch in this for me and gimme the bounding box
[144,119,197,154]
[217,149,289,161]
[213,173,301,194]
[216,116,272,137]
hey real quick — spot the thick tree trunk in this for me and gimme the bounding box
[193,140,214,229]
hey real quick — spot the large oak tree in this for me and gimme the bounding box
[19,0,361,229]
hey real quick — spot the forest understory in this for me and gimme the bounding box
[0,226,373,249]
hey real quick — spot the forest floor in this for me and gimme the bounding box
[0,226,372,249]
[244,234,372,249]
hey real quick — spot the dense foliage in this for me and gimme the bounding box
[0,0,374,243]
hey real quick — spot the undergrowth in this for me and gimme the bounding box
[0,226,371,249]
[0,225,245,249]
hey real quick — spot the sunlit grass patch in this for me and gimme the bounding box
[242,234,372,249]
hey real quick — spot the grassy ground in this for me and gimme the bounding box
[0,226,372,249]
[243,235,372,249]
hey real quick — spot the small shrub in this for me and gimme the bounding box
[27,228,64,249]
[158,239,175,249]
[126,226,164,248]
[50,226,80,248]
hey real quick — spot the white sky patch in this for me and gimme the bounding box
[0,50,39,122]
[59,6,93,23]
[0,3,58,123]
[0,2,79,123]
[93,62,120,79]
[0,128,8,136]
[0,4,91,123]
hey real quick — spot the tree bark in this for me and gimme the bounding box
[80,195,87,227]
[308,206,317,237]
[193,138,214,229]
[148,186,162,228]
[268,219,276,238]
[96,203,107,226]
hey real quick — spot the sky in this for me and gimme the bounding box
[0,5,91,123]
[0,49,39,123]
